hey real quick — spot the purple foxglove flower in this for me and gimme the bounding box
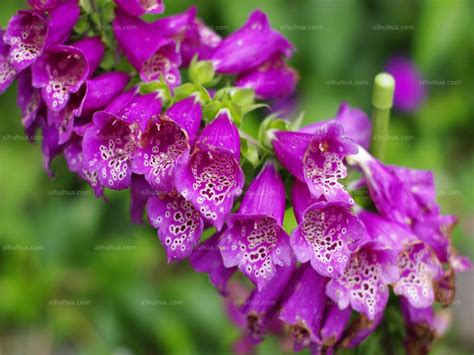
[175,111,244,230]
[347,146,424,226]
[82,90,162,190]
[151,6,196,39]
[132,97,202,192]
[235,54,298,99]
[28,0,77,11]
[240,264,295,343]
[290,180,365,278]
[212,10,293,74]
[340,310,384,348]
[4,2,80,71]
[301,102,371,150]
[319,303,352,347]
[113,10,182,86]
[47,71,129,145]
[326,215,400,321]
[130,174,153,224]
[0,29,17,93]
[279,263,327,351]
[17,70,42,130]
[273,120,358,203]
[31,37,105,112]
[63,134,104,197]
[326,245,398,320]
[189,231,236,295]
[400,297,449,354]
[147,190,204,262]
[114,0,164,16]
[40,117,63,176]
[393,243,443,308]
[218,161,293,291]
[385,56,425,112]
[181,19,222,65]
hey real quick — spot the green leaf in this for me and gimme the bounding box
[79,0,93,14]
[240,139,259,167]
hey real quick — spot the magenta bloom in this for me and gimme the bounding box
[319,303,352,348]
[147,190,204,262]
[114,0,164,16]
[48,71,129,144]
[301,102,372,150]
[64,134,104,197]
[0,30,17,93]
[175,111,244,230]
[279,263,327,351]
[290,180,365,278]
[235,54,298,99]
[82,90,162,190]
[132,97,202,192]
[31,37,105,112]
[240,264,295,343]
[219,161,293,291]
[181,19,222,65]
[4,2,80,71]
[273,121,358,203]
[211,10,293,74]
[190,231,236,295]
[17,70,42,131]
[393,243,443,308]
[113,9,183,86]
[385,56,425,112]
[129,174,153,224]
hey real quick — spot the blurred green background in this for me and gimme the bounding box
[1,0,473,354]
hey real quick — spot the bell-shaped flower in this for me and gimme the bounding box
[147,190,204,262]
[340,310,384,348]
[82,90,162,190]
[211,10,293,74]
[218,161,292,291]
[278,263,327,351]
[113,9,182,86]
[47,71,129,145]
[393,243,443,308]
[31,37,105,112]
[240,263,295,343]
[290,180,365,278]
[300,102,371,150]
[114,0,164,17]
[4,2,80,71]
[399,297,450,354]
[17,70,42,131]
[180,19,222,65]
[385,56,425,112]
[175,110,244,230]
[234,54,298,99]
[63,133,105,197]
[132,96,202,192]
[0,29,17,93]
[326,212,401,320]
[189,231,237,295]
[129,174,153,224]
[273,120,358,203]
[319,303,352,349]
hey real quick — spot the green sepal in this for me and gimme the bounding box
[173,83,212,105]
[240,139,260,167]
[189,57,216,86]
[139,77,172,105]
[258,114,290,149]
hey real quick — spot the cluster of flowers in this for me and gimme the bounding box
[0,0,469,353]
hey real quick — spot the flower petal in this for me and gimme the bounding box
[114,0,165,16]
[189,231,236,295]
[219,216,292,291]
[130,174,153,224]
[279,263,327,351]
[291,200,365,278]
[147,190,204,262]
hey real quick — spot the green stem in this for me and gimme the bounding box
[370,73,395,161]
